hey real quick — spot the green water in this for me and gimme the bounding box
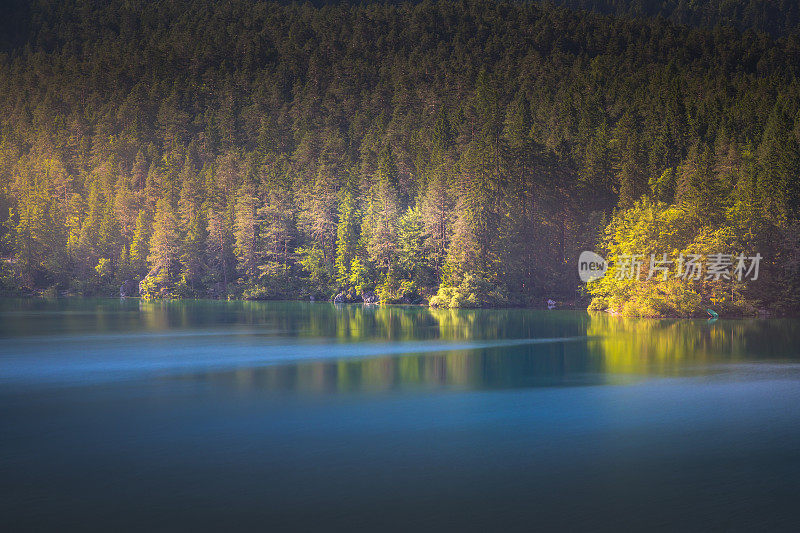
[1,299,799,531]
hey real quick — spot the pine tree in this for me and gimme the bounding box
[206,205,235,294]
[181,210,207,291]
[397,205,431,287]
[258,177,295,279]
[757,97,800,225]
[421,171,452,279]
[233,184,260,279]
[178,153,205,224]
[147,197,181,279]
[503,92,532,152]
[676,142,723,221]
[364,146,400,276]
[115,243,131,285]
[432,107,454,157]
[650,167,678,204]
[617,133,647,209]
[503,92,539,296]
[129,210,151,279]
[79,186,104,259]
[97,194,120,263]
[421,108,456,282]
[334,187,360,291]
[307,162,339,263]
[445,71,507,283]
[11,156,60,288]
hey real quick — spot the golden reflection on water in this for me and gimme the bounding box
[585,312,776,376]
[135,302,797,393]
[3,299,794,393]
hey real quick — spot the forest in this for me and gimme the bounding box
[1,0,799,315]
[554,0,800,38]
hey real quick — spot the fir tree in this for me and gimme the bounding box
[129,210,151,279]
[334,187,360,291]
[147,198,181,279]
[233,184,260,279]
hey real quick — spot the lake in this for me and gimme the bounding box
[1,299,800,531]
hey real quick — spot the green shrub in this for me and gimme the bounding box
[378,275,418,304]
[430,273,508,308]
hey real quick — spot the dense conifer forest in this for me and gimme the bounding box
[1,0,799,315]
[553,0,800,37]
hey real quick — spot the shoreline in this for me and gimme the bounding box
[1,293,790,318]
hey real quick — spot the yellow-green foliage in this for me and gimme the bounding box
[589,198,756,317]
[94,258,112,279]
[377,277,417,304]
[429,273,508,308]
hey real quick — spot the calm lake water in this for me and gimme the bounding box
[2,299,800,531]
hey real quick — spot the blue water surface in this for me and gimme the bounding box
[1,299,799,531]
